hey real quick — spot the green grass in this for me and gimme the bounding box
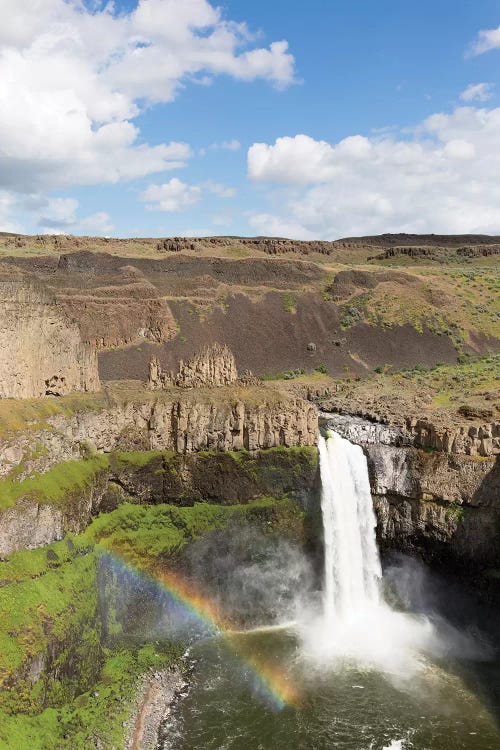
[281,293,296,313]
[0,643,182,750]
[0,494,305,748]
[0,392,107,441]
[0,455,109,510]
[0,548,101,709]
[83,496,300,569]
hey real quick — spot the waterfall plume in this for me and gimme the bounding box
[319,431,382,623]
[299,428,449,675]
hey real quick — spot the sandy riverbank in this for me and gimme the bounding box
[126,667,185,750]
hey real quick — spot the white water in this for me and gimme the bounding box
[319,431,382,623]
[300,429,452,673]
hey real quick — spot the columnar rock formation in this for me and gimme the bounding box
[323,413,499,567]
[148,344,238,389]
[0,388,317,555]
[0,271,100,399]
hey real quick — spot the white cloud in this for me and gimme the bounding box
[77,212,114,236]
[0,191,23,233]
[460,82,494,102]
[248,135,338,184]
[38,198,80,229]
[208,139,241,152]
[247,106,500,238]
[0,0,295,195]
[205,181,237,198]
[212,214,233,227]
[140,177,236,211]
[468,25,500,56]
[248,213,316,240]
[140,178,202,212]
[36,196,114,235]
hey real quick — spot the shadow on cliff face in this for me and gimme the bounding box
[384,552,500,728]
[373,453,500,574]
[473,455,500,506]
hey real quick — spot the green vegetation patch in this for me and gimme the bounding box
[0,545,101,712]
[83,496,301,569]
[0,643,182,750]
[0,392,107,441]
[281,292,297,313]
[225,445,318,496]
[0,455,110,510]
[0,493,307,747]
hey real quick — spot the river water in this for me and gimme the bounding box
[159,431,500,750]
[160,627,500,750]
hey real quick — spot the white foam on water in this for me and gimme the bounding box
[299,431,445,676]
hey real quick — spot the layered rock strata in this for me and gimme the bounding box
[0,271,100,399]
[0,389,317,555]
[323,413,499,567]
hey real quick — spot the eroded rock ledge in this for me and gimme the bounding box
[323,413,499,568]
[0,385,318,556]
[321,411,500,457]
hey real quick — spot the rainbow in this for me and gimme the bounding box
[98,544,300,711]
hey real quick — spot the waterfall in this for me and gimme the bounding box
[319,430,382,623]
[300,428,441,672]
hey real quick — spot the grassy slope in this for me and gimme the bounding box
[279,354,499,427]
[1,234,498,358]
[0,495,304,749]
[0,444,318,515]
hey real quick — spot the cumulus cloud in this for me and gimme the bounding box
[0,191,22,233]
[468,25,500,56]
[247,106,500,238]
[460,82,494,102]
[140,178,236,211]
[140,178,202,212]
[0,0,294,203]
[36,196,114,235]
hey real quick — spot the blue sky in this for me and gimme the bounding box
[1,0,500,238]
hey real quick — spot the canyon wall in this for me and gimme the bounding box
[0,271,100,399]
[324,413,499,568]
[0,389,318,556]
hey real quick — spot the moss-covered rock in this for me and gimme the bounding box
[0,447,319,556]
[0,493,310,749]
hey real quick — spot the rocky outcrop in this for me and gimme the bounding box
[0,444,318,557]
[148,344,238,389]
[323,413,500,567]
[0,475,109,558]
[320,410,499,458]
[404,417,500,457]
[55,261,177,349]
[0,392,317,480]
[0,271,100,399]
[0,388,317,555]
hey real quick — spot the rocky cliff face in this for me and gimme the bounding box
[0,271,100,399]
[148,344,238,389]
[0,390,317,479]
[324,413,500,568]
[403,417,499,457]
[0,388,318,555]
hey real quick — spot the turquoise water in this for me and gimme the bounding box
[160,628,500,750]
